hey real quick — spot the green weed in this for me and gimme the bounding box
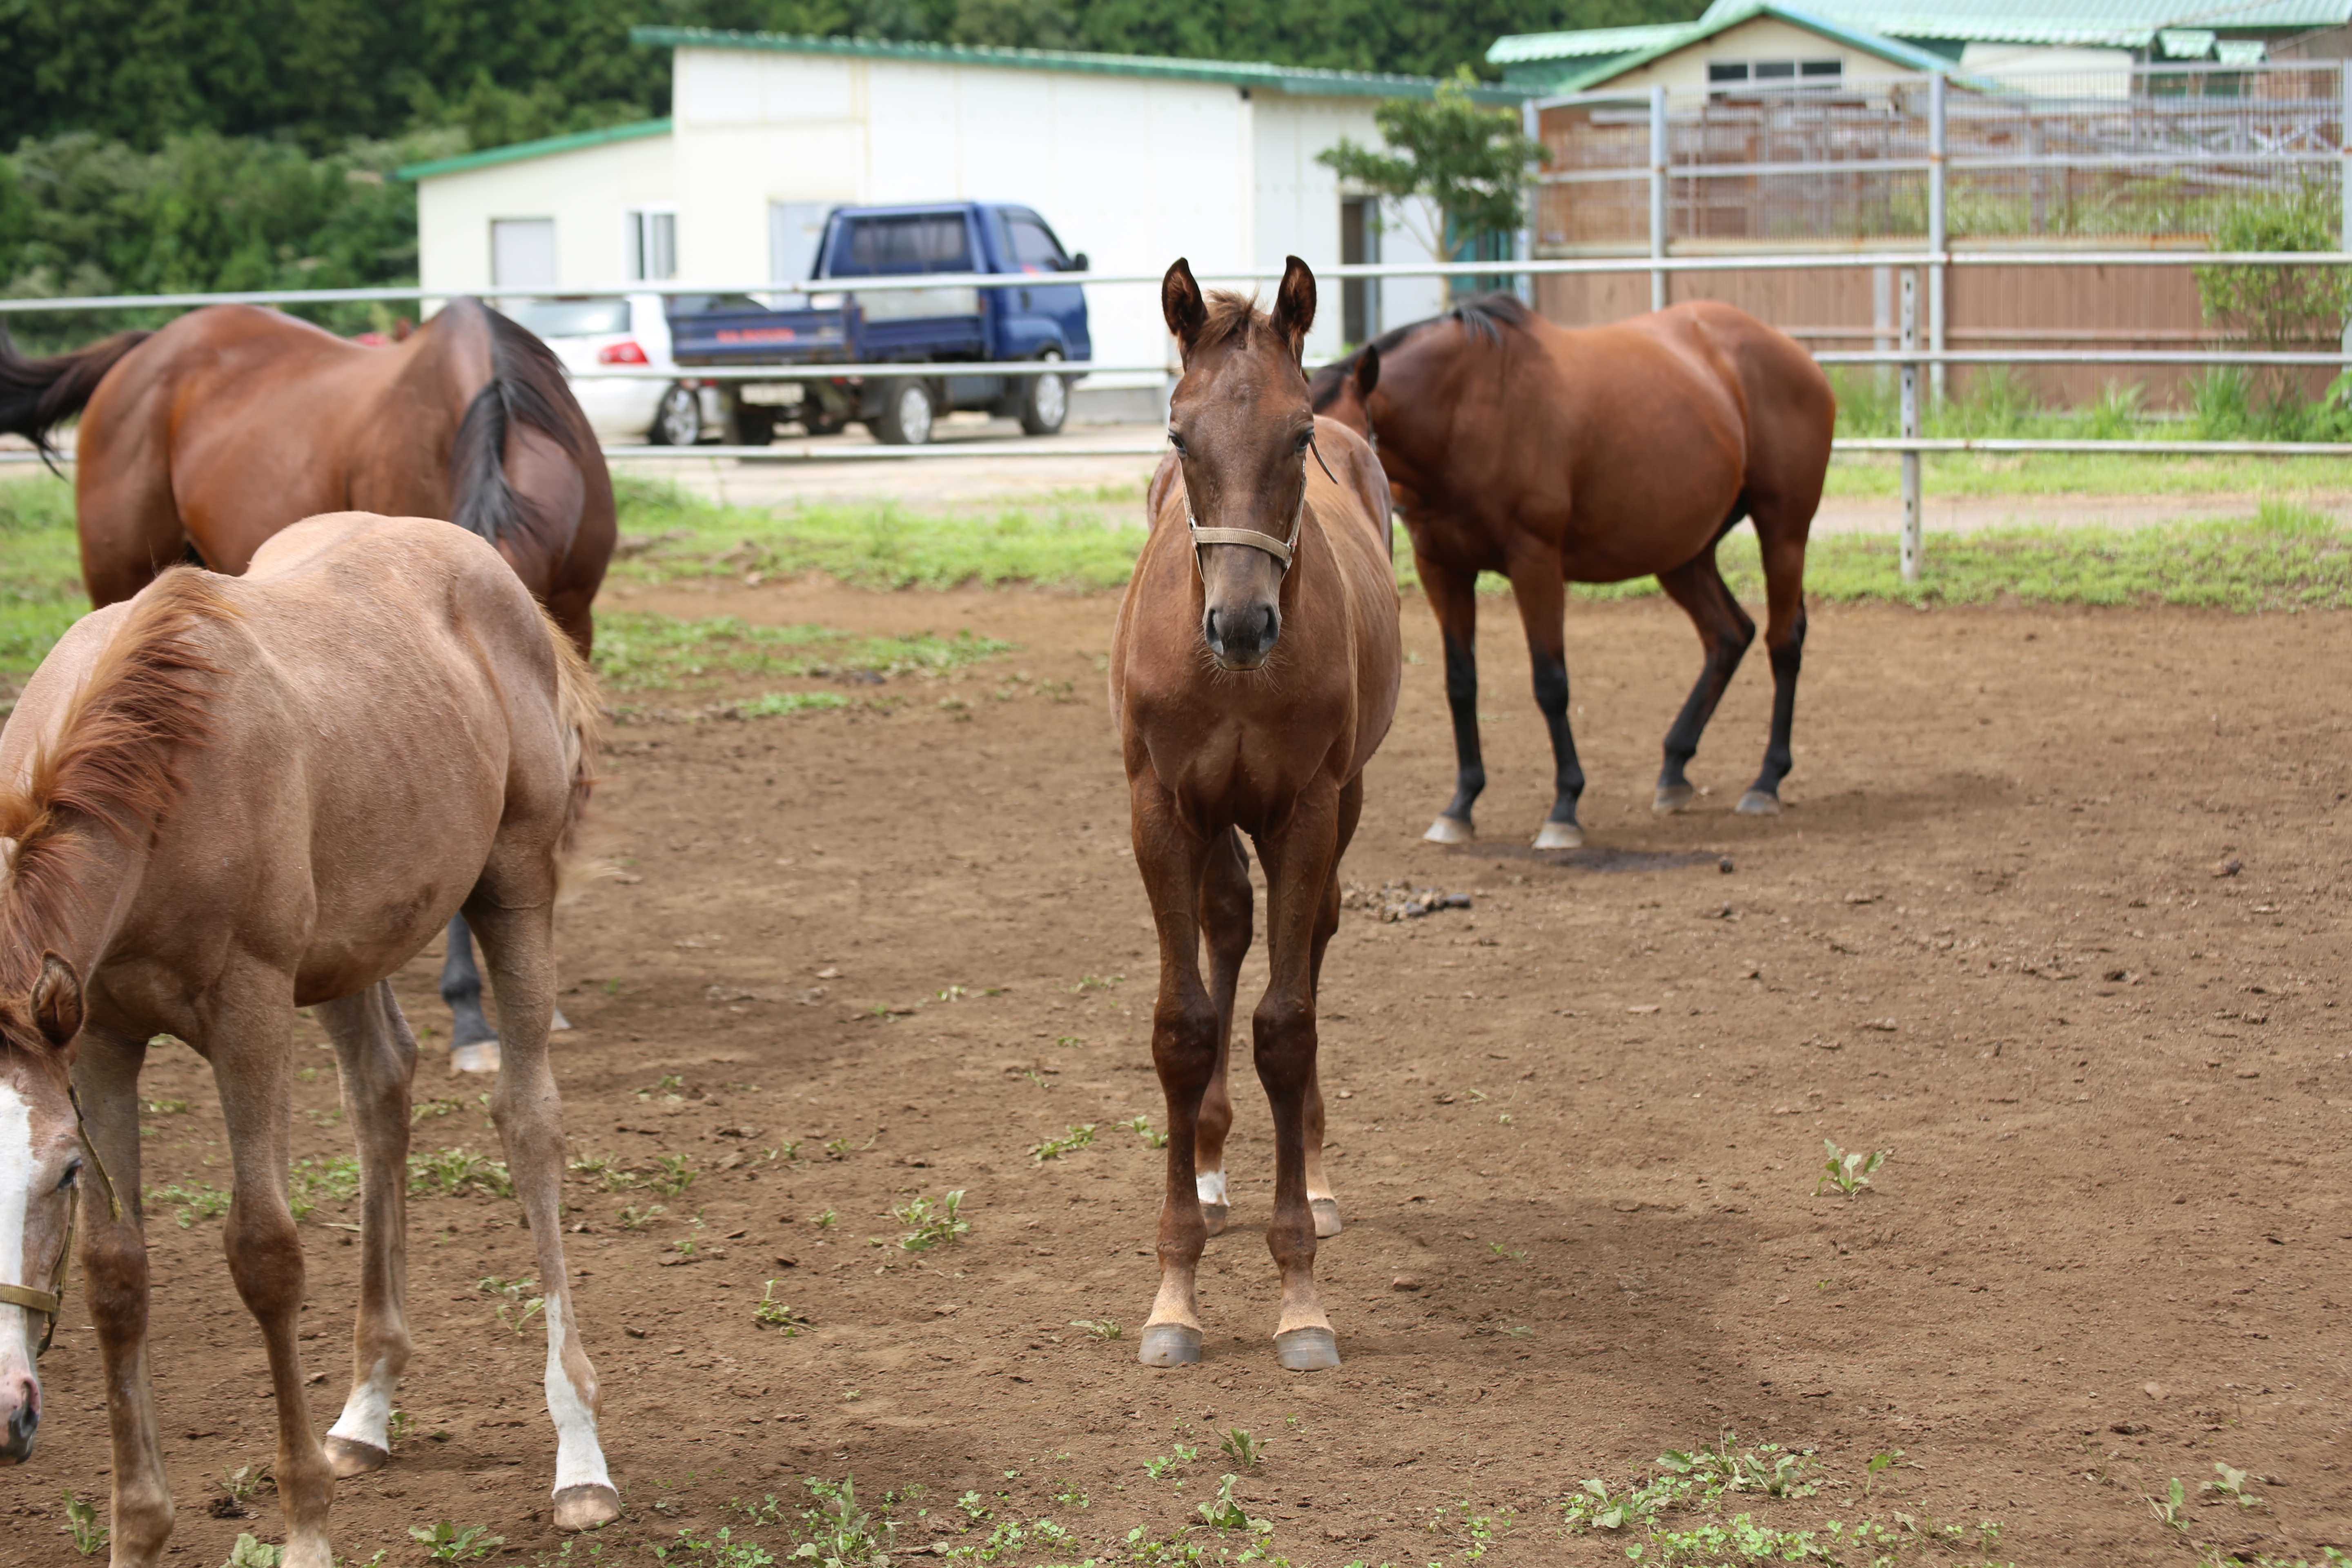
[1217,1428,1265,1469]
[648,1153,697,1197]
[1123,1114,1169,1149]
[893,1189,969,1252]
[477,1274,545,1336]
[60,1488,106,1555]
[1028,1123,1098,1163]
[752,1281,808,1334]
[1427,1499,1512,1561]
[617,1202,667,1231]
[141,1097,190,1116]
[2204,1461,2267,1510]
[147,1180,232,1229]
[1815,1140,1889,1198]
[288,1154,361,1220]
[1194,1473,1266,1534]
[409,1521,505,1561]
[218,1537,281,1568]
[1070,1317,1122,1341]
[809,1207,839,1229]
[407,1147,514,1200]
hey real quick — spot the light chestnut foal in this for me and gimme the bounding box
[1110,258,1401,1371]
[0,514,615,1566]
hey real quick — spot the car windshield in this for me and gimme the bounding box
[503,299,630,338]
[1002,213,1069,271]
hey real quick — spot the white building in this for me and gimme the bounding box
[401,29,1531,391]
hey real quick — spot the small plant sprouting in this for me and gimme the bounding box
[2203,1461,2267,1510]
[1123,1114,1169,1149]
[2149,1476,2190,1534]
[1067,973,1124,993]
[637,1074,686,1103]
[1144,1441,1201,1480]
[1865,1449,1903,1499]
[752,1282,808,1334]
[385,1408,414,1446]
[408,1520,506,1562]
[616,1202,668,1231]
[1217,1428,1265,1469]
[220,1536,282,1568]
[1195,1473,1265,1534]
[1071,1317,1122,1341]
[894,1189,969,1251]
[1815,1139,1888,1197]
[648,1154,697,1197]
[1029,1123,1098,1163]
[810,1206,839,1228]
[61,1489,107,1555]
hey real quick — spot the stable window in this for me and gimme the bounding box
[490,218,556,289]
[625,209,677,281]
[1708,58,1843,88]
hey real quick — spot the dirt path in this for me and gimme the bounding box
[7,587,2350,1566]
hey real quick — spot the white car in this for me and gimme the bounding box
[500,293,726,445]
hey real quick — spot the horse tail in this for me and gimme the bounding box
[445,298,599,558]
[537,603,604,880]
[0,327,153,466]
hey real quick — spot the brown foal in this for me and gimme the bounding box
[0,514,614,1566]
[1109,257,1400,1372]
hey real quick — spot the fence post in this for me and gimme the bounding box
[1928,72,1948,405]
[1520,98,1540,308]
[1649,85,1668,314]
[2341,62,2351,370]
[1900,269,1923,584]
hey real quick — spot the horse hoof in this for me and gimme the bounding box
[1310,1198,1344,1238]
[449,1041,500,1075]
[323,1436,389,1478]
[1735,790,1782,817]
[1653,783,1696,815]
[1200,1201,1229,1237]
[1532,820,1583,850]
[1423,814,1474,845]
[553,1484,622,1532]
[1138,1323,1203,1368]
[1274,1326,1341,1372]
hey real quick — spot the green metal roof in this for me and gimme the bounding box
[1704,0,2350,47]
[1488,24,1699,62]
[396,118,672,182]
[1501,2,1961,92]
[631,25,1530,103]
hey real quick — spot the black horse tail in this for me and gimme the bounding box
[445,297,599,556]
[0,327,153,466]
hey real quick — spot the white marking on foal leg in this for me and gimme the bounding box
[0,1086,40,1451]
[325,1355,399,1454]
[1194,1169,1228,1209]
[543,1294,617,1528]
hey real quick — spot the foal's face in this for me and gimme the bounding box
[0,957,88,1465]
[1162,257,1321,673]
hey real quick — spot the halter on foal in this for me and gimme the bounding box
[1109,257,1400,1371]
[0,515,614,1567]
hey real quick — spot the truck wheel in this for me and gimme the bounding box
[727,394,776,447]
[1019,353,1068,437]
[652,383,703,446]
[876,379,936,446]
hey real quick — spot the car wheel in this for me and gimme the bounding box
[875,378,936,446]
[652,383,703,446]
[1019,352,1068,437]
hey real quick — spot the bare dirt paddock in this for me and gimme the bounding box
[7,584,2352,1567]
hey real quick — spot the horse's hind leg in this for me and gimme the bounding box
[439,914,500,1074]
[1653,546,1757,814]
[467,894,618,1530]
[1505,555,1587,848]
[1417,555,1485,843]
[317,982,417,1477]
[1741,522,1811,814]
[1194,829,1251,1237]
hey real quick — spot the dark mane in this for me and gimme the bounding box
[1309,292,1534,410]
[448,297,601,557]
[0,570,230,1000]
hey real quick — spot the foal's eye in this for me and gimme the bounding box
[56,1159,79,1192]
[1167,430,1187,456]
[1294,430,1314,453]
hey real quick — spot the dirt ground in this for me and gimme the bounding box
[6,578,2351,1567]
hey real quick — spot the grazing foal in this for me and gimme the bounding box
[1109,257,1400,1371]
[0,514,613,1566]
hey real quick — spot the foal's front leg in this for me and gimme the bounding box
[1192,829,1252,1237]
[1131,782,1218,1367]
[317,982,417,1477]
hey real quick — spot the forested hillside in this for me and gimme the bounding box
[0,0,1697,341]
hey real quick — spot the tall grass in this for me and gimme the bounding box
[1827,363,2352,443]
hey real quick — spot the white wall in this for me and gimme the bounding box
[1591,16,1909,92]
[416,134,677,298]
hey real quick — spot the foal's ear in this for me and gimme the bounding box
[1354,342,1381,399]
[29,953,83,1051]
[1271,255,1317,364]
[1162,258,1208,359]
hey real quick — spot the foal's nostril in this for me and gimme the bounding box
[0,1401,36,1463]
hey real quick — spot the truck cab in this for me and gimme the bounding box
[668,200,1091,445]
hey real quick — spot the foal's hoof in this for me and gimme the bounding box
[1423,814,1474,845]
[1310,1197,1344,1238]
[1735,790,1782,817]
[1200,1201,1229,1238]
[1653,782,1696,815]
[323,1436,389,1478]
[553,1483,622,1532]
[1274,1326,1341,1372]
[1532,820,1583,850]
[1138,1323,1203,1368]
[449,1041,500,1075]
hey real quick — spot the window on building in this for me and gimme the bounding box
[1340,196,1381,346]
[626,209,677,281]
[490,218,556,289]
[1708,58,1843,89]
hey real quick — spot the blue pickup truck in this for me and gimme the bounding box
[669,202,1091,446]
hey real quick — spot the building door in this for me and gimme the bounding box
[491,218,556,290]
[770,201,831,300]
[626,209,677,281]
[1340,196,1379,347]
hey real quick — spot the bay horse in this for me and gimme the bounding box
[0,298,618,1071]
[1109,257,1400,1372]
[1308,295,1833,848]
[0,514,614,1564]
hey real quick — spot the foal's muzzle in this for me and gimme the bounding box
[0,1376,37,1464]
[1204,601,1280,670]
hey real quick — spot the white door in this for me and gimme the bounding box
[769,201,831,302]
[492,218,557,289]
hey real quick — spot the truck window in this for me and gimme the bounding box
[1002,213,1070,272]
[842,213,971,274]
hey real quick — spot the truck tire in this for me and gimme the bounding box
[727,393,776,447]
[875,378,936,446]
[1018,352,1068,437]
[651,383,704,446]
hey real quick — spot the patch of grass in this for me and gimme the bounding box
[0,473,91,685]
[612,472,1148,592]
[289,1154,361,1220]
[617,1202,667,1230]
[408,1521,505,1562]
[147,1180,232,1229]
[407,1147,514,1200]
[1070,1316,1122,1340]
[892,1189,969,1252]
[590,608,1013,695]
[476,1274,545,1336]
[1028,1123,1098,1163]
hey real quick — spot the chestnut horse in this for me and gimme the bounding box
[1109,257,1399,1372]
[1310,295,1833,847]
[0,299,618,1070]
[0,514,613,1564]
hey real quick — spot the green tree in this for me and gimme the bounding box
[1316,66,1545,270]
